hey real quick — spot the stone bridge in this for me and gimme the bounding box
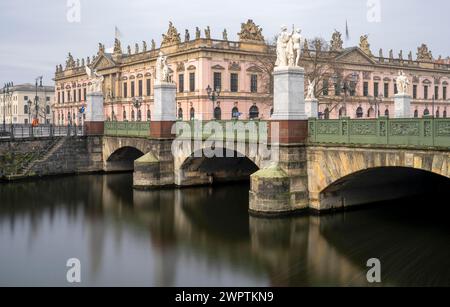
[99,117,450,215]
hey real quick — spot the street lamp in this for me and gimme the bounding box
[368,94,383,118]
[132,97,143,121]
[331,72,359,118]
[2,82,13,131]
[206,85,221,120]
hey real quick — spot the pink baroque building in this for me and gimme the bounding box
[53,22,450,125]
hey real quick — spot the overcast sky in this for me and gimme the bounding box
[1,0,449,86]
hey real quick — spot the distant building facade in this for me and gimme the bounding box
[53,21,450,125]
[0,83,54,125]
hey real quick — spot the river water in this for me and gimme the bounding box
[0,173,449,286]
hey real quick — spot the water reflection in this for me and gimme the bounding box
[0,174,449,286]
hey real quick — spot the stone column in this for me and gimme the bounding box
[305,98,319,118]
[270,66,308,143]
[85,92,104,135]
[150,81,177,138]
[394,94,411,118]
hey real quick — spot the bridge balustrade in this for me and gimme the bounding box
[308,117,450,148]
[104,121,150,137]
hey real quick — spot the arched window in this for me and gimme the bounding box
[214,107,221,120]
[384,108,389,117]
[147,109,151,121]
[68,112,71,124]
[24,105,28,114]
[414,110,418,118]
[424,108,430,116]
[338,107,346,117]
[324,108,330,119]
[436,110,440,118]
[178,108,183,120]
[367,107,375,118]
[46,105,50,114]
[444,110,447,118]
[131,109,135,121]
[137,109,142,121]
[249,105,259,119]
[123,110,127,121]
[356,107,363,118]
[232,107,240,119]
[190,107,195,120]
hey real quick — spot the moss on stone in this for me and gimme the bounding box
[135,152,159,164]
[252,163,287,178]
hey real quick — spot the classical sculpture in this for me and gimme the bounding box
[359,35,372,56]
[185,29,190,42]
[127,45,131,55]
[135,43,139,54]
[399,50,403,61]
[417,44,433,61]
[161,21,181,46]
[142,41,147,52]
[306,79,316,100]
[302,39,310,57]
[238,19,264,42]
[85,66,104,94]
[66,53,75,69]
[396,71,410,95]
[155,52,170,83]
[292,28,302,67]
[195,27,201,39]
[275,25,301,68]
[330,30,343,51]
[151,39,156,50]
[114,38,122,54]
[205,26,211,39]
[408,51,413,61]
[389,49,394,61]
[223,29,228,41]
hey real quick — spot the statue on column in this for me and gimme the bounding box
[155,51,170,83]
[276,25,302,68]
[306,79,316,100]
[185,29,190,42]
[85,66,104,94]
[396,71,410,95]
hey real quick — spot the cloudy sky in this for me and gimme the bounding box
[0,0,449,86]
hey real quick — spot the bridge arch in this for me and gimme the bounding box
[174,144,264,187]
[307,146,450,211]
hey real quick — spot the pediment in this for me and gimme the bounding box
[92,54,116,70]
[336,48,376,65]
[211,64,225,70]
[246,65,263,73]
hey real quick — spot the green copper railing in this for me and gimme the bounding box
[104,121,150,137]
[308,117,450,148]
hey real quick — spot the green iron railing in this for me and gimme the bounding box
[104,121,150,137]
[175,120,268,142]
[308,117,450,148]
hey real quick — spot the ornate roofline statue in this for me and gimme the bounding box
[161,21,181,46]
[238,19,264,43]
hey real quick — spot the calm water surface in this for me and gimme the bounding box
[0,173,449,286]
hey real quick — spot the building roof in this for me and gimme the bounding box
[7,83,55,93]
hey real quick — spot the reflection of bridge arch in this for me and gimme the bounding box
[307,146,450,210]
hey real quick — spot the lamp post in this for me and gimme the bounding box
[2,82,13,131]
[132,97,143,121]
[368,94,383,118]
[27,99,32,124]
[330,72,359,118]
[206,85,221,120]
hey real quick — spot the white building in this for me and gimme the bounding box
[0,83,55,125]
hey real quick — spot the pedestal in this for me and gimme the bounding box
[305,98,319,118]
[394,94,411,118]
[85,92,104,135]
[150,82,177,138]
[270,66,308,144]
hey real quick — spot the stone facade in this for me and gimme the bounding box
[0,83,55,125]
[54,23,450,124]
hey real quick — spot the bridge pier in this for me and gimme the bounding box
[249,66,310,216]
